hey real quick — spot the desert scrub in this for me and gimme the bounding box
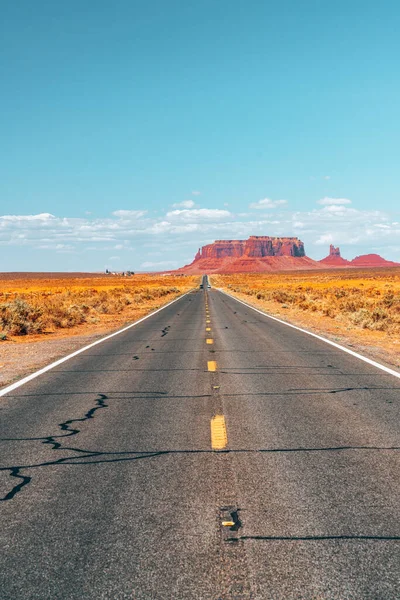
[0,299,44,335]
[0,274,199,337]
[212,269,400,338]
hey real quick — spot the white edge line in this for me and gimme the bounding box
[217,288,400,381]
[0,289,195,398]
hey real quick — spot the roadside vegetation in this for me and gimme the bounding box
[0,274,198,339]
[212,268,400,366]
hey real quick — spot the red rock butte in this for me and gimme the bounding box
[319,244,350,267]
[177,237,400,274]
[179,236,319,274]
[196,236,306,259]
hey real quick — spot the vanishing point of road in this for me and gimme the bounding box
[1,283,400,599]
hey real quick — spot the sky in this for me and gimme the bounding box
[1,0,399,271]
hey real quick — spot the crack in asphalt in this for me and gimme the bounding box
[1,467,32,501]
[2,444,399,502]
[227,534,400,542]
[1,393,109,501]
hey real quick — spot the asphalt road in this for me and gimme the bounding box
[1,287,400,599]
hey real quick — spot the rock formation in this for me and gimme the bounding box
[196,236,306,260]
[319,245,349,266]
[329,245,341,257]
[175,237,400,274]
[349,254,400,267]
[179,236,319,274]
[319,246,400,268]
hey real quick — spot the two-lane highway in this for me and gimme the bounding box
[1,286,400,599]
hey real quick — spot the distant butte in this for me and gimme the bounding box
[349,253,400,267]
[320,245,400,268]
[176,237,400,274]
[178,236,320,273]
[319,244,350,267]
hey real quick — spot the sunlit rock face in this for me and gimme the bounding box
[179,236,316,274]
[196,236,306,260]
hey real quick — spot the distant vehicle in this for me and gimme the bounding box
[207,284,211,288]
[199,283,203,288]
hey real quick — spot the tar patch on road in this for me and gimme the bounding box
[221,506,242,533]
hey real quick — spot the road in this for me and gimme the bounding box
[1,286,400,599]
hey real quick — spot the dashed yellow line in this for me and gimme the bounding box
[206,338,213,344]
[207,360,217,372]
[211,415,227,450]
[206,319,211,324]
[206,327,211,332]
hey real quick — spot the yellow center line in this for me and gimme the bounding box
[206,319,211,323]
[206,338,213,344]
[211,415,227,450]
[206,327,211,331]
[207,360,217,372]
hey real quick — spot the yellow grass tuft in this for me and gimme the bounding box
[0,274,199,338]
[212,268,400,365]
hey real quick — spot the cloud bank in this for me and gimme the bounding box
[1,196,399,269]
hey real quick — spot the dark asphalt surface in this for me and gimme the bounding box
[1,287,400,599]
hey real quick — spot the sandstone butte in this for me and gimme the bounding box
[177,237,400,274]
[319,244,400,268]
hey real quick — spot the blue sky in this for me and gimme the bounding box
[1,0,399,271]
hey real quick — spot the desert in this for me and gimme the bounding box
[212,267,400,368]
[0,272,198,386]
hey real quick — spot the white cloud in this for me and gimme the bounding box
[1,199,400,268]
[140,260,178,269]
[191,190,201,196]
[165,208,231,221]
[317,197,351,206]
[112,210,147,218]
[315,233,334,245]
[172,200,195,209]
[0,213,55,223]
[249,198,288,210]
[323,176,331,180]
[290,203,400,254]
[320,205,357,216]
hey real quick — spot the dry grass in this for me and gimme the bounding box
[0,274,198,340]
[212,268,400,366]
